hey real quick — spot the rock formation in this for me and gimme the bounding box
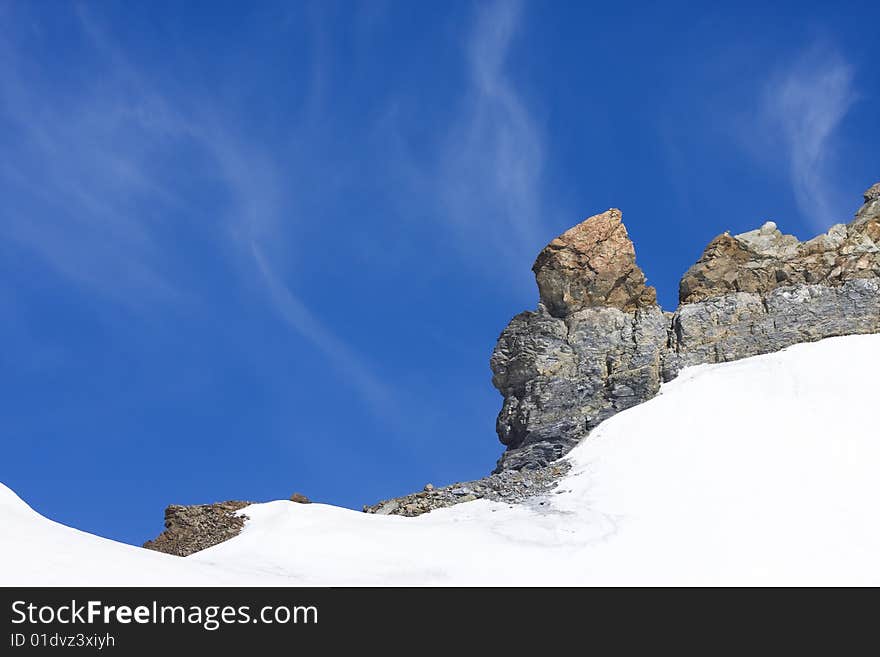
[532,208,657,315]
[144,501,252,557]
[491,209,667,471]
[147,184,880,532]
[492,183,880,471]
[666,184,880,377]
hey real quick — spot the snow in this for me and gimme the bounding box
[3,334,880,586]
[0,483,281,586]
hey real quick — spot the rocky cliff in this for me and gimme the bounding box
[492,183,880,471]
[142,184,880,531]
[491,209,667,471]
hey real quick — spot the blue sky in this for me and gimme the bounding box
[2,0,877,545]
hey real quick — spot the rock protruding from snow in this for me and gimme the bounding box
[492,210,666,471]
[492,182,880,471]
[143,501,252,557]
[666,186,880,377]
[664,279,880,379]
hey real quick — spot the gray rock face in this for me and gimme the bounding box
[491,306,667,471]
[665,279,880,378]
[666,183,880,377]
[492,182,880,471]
[491,210,667,472]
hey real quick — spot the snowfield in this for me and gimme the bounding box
[3,334,880,586]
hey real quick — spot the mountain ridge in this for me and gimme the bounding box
[140,181,880,552]
[493,182,880,470]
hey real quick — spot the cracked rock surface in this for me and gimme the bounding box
[665,183,880,377]
[492,183,880,471]
[491,305,666,471]
[679,188,880,305]
[492,208,666,472]
[533,208,657,316]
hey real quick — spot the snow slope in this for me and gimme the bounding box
[0,483,284,586]
[3,334,880,586]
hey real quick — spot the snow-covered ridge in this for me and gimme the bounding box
[3,334,880,586]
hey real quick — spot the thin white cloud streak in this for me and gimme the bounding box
[0,6,401,425]
[203,129,401,423]
[250,242,396,418]
[0,9,191,306]
[441,0,545,261]
[761,46,857,230]
[381,0,549,284]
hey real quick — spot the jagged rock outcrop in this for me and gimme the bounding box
[491,209,667,472]
[147,185,880,531]
[493,184,880,471]
[143,501,252,557]
[533,208,657,315]
[679,215,880,305]
[666,184,880,377]
[664,279,880,379]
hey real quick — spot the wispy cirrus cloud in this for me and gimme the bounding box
[383,0,550,287]
[441,0,545,259]
[250,242,396,417]
[0,5,398,422]
[759,44,857,230]
[0,0,550,431]
[0,19,187,305]
[188,111,402,419]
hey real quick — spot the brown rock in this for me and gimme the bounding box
[289,492,311,504]
[491,183,880,471]
[532,209,656,317]
[679,187,880,304]
[143,501,251,557]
